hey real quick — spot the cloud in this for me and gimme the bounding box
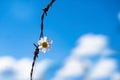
[52,33,116,80]
[52,58,92,80]
[71,34,112,58]
[88,59,116,79]
[111,73,120,80]
[0,56,52,80]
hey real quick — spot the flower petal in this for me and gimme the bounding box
[38,46,42,50]
[38,38,45,45]
[48,40,53,44]
[40,38,44,42]
[42,48,47,53]
[43,36,47,42]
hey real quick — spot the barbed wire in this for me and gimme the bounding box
[30,0,55,80]
[40,0,55,38]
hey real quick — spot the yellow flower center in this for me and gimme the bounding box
[42,42,48,48]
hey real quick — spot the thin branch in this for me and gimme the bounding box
[30,0,55,80]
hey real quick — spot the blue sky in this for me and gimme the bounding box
[0,0,120,80]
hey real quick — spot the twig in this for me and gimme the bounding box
[30,0,55,80]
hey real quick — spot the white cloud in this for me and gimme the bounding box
[52,58,92,80]
[0,56,15,72]
[0,56,52,80]
[71,34,108,58]
[52,33,116,80]
[58,59,83,77]
[53,59,85,80]
[88,59,116,79]
[101,48,115,56]
[111,73,120,80]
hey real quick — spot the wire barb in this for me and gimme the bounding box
[40,0,56,39]
[30,44,39,80]
[43,0,56,16]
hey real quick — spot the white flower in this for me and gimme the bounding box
[38,36,52,53]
